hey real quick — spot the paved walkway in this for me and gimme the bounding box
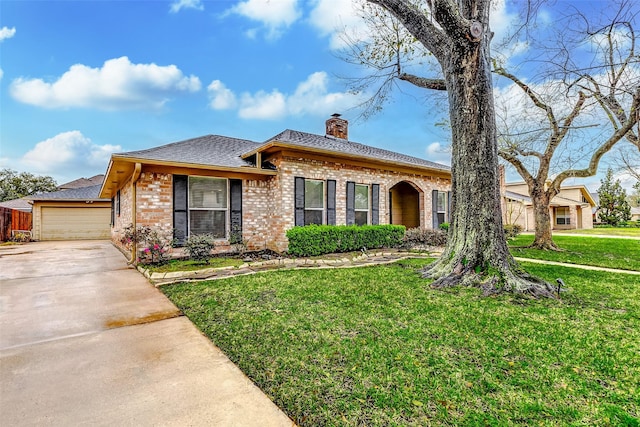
[0,240,293,427]
[523,231,640,240]
[513,257,640,275]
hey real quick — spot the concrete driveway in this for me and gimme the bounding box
[0,240,293,426]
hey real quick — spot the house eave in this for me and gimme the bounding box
[100,156,277,198]
[243,141,451,177]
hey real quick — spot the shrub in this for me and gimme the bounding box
[121,224,172,264]
[402,227,447,248]
[504,224,523,239]
[10,231,31,243]
[439,222,450,231]
[184,234,216,263]
[286,225,405,257]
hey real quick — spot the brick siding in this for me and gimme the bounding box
[110,154,451,256]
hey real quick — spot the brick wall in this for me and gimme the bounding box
[112,158,450,256]
[268,154,451,252]
[111,175,133,251]
[136,172,173,233]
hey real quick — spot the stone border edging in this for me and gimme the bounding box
[138,251,436,287]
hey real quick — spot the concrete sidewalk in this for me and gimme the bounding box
[0,240,293,426]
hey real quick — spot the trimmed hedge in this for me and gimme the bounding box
[286,224,406,257]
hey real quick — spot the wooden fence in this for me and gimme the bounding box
[0,207,33,241]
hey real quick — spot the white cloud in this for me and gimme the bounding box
[21,131,121,177]
[425,142,451,165]
[229,0,301,39]
[308,0,365,50]
[0,68,3,81]
[208,80,237,110]
[10,56,201,110]
[239,90,287,119]
[169,0,204,13]
[0,26,16,41]
[208,71,361,120]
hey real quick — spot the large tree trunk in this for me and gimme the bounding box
[530,189,560,250]
[423,26,555,297]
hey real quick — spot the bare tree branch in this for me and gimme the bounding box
[552,87,640,188]
[398,73,447,90]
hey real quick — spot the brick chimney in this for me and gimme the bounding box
[326,113,348,140]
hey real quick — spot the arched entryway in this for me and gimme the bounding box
[389,181,422,229]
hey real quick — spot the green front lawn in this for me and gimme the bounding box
[163,259,640,426]
[509,235,640,272]
[554,228,640,237]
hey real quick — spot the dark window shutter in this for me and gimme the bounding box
[326,179,336,225]
[230,179,242,242]
[447,191,452,222]
[371,184,380,225]
[294,177,305,227]
[110,197,115,226]
[346,181,355,225]
[432,189,439,229]
[173,175,188,246]
[116,190,121,216]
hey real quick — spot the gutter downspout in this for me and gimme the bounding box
[128,163,142,265]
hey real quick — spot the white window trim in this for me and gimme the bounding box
[556,207,571,225]
[354,183,370,225]
[188,176,230,239]
[304,179,325,225]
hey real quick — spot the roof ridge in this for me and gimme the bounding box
[264,128,449,171]
[116,134,259,157]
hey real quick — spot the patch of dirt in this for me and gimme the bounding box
[104,309,182,329]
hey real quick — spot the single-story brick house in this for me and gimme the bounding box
[502,182,596,231]
[99,115,452,256]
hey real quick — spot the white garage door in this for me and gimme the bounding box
[41,207,111,240]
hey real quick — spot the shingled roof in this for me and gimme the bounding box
[26,184,107,201]
[113,135,260,168]
[58,174,104,190]
[261,129,450,172]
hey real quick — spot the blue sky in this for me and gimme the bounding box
[0,0,636,191]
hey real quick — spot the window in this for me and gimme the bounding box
[354,184,370,226]
[304,180,324,225]
[556,207,571,225]
[116,190,121,216]
[437,191,447,225]
[189,177,227,238]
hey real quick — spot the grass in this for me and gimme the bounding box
[163,258,640,426]
[509,235,640,272]
[141,257,242,273]
[554,227,640,237]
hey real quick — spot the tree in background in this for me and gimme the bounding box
[597,168,631,226]
[0,168,58,202]
[361,0,555,297]
[342,1,639,255]
[495,1,639,250]
[630,181,640,208]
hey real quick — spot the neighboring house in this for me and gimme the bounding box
[26,184,111,241]
[631,206,640,222]
[590,192,600,223]
[0,198,33,213]
[58,174,105,190]
[502,182,596,231]
[100,115,452,256]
